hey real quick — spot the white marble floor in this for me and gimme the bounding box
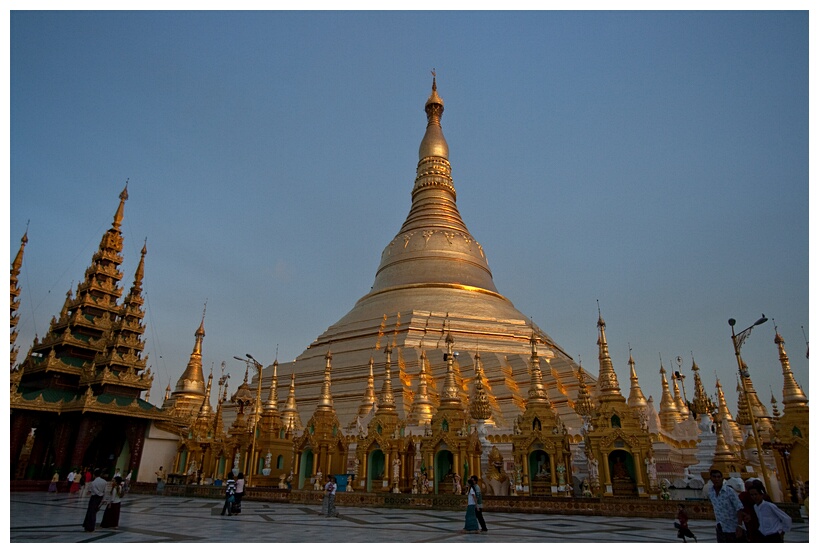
[8,491,810,544]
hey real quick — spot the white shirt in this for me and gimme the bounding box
[467,487,476,506]
[754,500,792,536]
[67,471,75,483]
[89,476,108,497]
[235,478,244,493]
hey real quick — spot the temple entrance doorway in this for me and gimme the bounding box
[528,449,551,496]
[84,423,127,477]
[368,449,385,492]
[608,450,637,496]
[434,449,454,494]
[298,449,313,490]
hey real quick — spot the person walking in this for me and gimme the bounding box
[706,469,746,542]
[748,480,792,542]
[675,503,697,542]
[48,471,60,493]
[233,472,245,514]
[80,467,93,498]
[220,472,237,516]
[470,476,488,532]
[67,469,79,495]
[326,475,339,518]
[82,469,107,532]
[100,476,124,529]
[460,475,480,533]
[738,478,768,541]
[320,475,331,516]
[155,466,166,493]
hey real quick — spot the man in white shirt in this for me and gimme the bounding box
[82,469,107,532]
[749,483,792,542]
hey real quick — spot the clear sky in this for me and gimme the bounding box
[6,9,810,415]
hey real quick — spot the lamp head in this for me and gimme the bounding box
[754,315,768,327]
[728,318,736,327]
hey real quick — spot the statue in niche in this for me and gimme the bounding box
[645,454,658,489]
[484,446,511,496]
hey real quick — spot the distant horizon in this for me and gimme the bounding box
[7,10,809,418]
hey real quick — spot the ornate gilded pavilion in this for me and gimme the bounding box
[10,188,168,479]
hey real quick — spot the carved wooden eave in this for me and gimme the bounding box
[80,364,152,390]
[598,428,643,450]
[10,389,170,421]
[515,432,566,453]
[23,354,87,377]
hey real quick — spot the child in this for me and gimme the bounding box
[675,503,697,542]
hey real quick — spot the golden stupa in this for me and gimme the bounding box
[267,76,591,435]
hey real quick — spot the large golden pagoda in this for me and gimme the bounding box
[267,76,592,445]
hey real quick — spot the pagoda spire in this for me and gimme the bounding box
[769,391,781,422]
[316,350,334,412]
[469,351,492,420]
[93,241,151,397]
[595,307,623,401]
[658,360,681,430]
[212,365,229,438]
[190,368,214,439]
[527,334,551,406]
[715,378,744,449]
[112,184,128,230]
[689,357,713,417]
[408,349,435,425]
[10,229,28,369]
[439,330,462,406]
[264,359,280,412]
[15,187,136,403]
[737,360,774,436]
[357,356,377,418]
[378,344,397,411]
[574,363,595,419]
[165,306,207,414]
[774,330,808,408]
[672,374,690,419]
[367,74,499,297]
[199,369,214,417]
[281,370,303,432]
[626,347,648,411]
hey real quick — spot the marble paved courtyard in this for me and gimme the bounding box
[9,492,810,544]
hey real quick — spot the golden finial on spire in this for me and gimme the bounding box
[112,180,129,229]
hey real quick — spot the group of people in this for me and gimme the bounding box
[706,468,793,543]
[220,471,245,516]
[81,468,127,532]
[57,466,131,498]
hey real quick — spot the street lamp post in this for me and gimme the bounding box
[247,354,264,488]
[235,354,264,488]
[729,315,772,496]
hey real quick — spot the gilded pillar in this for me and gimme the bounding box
[522,453,530,494]
[550,451,557,487]
[601,454,612,496]
[359,450,367,491]
[633,450,645,488]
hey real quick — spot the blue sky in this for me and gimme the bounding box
[6,9,810,414]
